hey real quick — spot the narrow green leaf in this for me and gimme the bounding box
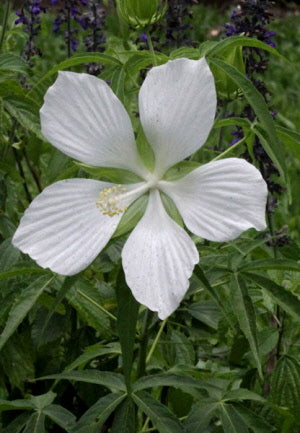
[235,405,276,433]
[29,392,56,410]
[70,393,126,433]
[111,396,136,433]
[23,412,45,433]
[65,343,121,372]
[0,267,48,281]
[218,403,249,433]
[27,53,122,98]
[132,373,220,396]
[243,272,300,321]
[183,400,217,433]
[170,47,200,59]
[240,259,300,273]
[162,160,201,182]
[0,412,32,433]
[40,370,126,391]
[112,194,148,238]
[276,125,300,161]
[222,388,266,403]
[43,404,76,431]
[0,275,55,350]
[206,35,286,60]
[133,391,184,433]
[111,66,125,103]
[208,57,285,181]
[214,117,252,129]
[74,163,142,183]
[115,269,139,391]
[230,273,262,377]
[0,53,29,74]
[0,399,34,411]
[187,300,221,329]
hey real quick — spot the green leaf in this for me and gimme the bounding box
[0,267,47,281]
[218,403,249,433]
[170,47,200,59]
[0,275,55,350]
[222,388,266,403]
[187,300,221,329]
[239,259,300,273]
[271,356,300,422]
[112,194,148,238]
[70,393,126,433]
[214,117,252,129]
[243,272,300,322]
[123,51,168,76]
[160,192,183,227]
[111,396,136,433]
[23,412,45,433]
[276,125,300,161]
[111,66,126,103]
[74,163,142,183]
[229,273,262,377]
[29,391,56,410]
[194,265,233,327]
[115,269,139,391]
[65,343,121,372]
[66,281,112,337]
[0,54,29,74]
[162,160,201,182]
[40,370,126,392]
[28,53,122,98]
[3,96,43,140]
[0,398,34,411]
[208,57,285,181]
[183,400,218,433]
[206,35,286,60]
[0,412,32,433]
[132,373,220,395]
[132,391,184,433]
[171,329,195,365]
[0,237,20,270]
[235,405,276,433]
[43,404,76,431]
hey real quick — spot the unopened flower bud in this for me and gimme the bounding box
[116,0,167,29]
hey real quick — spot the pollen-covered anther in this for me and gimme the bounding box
[96,185,128,217]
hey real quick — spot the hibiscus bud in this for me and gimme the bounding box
[116,0,167,29]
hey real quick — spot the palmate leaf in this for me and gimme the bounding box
[235,405,276,433]
[229,273,262,377]
[0,275,55,351]
[70,392,126,433]
[132,391,184,433]
[243,272,300,322]
[208,57,286,182]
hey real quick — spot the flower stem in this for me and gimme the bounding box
[0,0,10,54]
[145,28,157,66]
[146,318,167,365]
[211,134,248,162]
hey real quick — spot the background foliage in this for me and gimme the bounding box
[0,0,300,432]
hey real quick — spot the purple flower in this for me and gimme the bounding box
[71,38,78,51]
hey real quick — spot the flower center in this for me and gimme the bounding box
[96,181,156,217]
[96,185,128,217]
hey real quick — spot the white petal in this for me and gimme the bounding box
[40,72,147,178]
[159,158,268,242]
[12,179,146,275]
[139,58,216,176]
[122,189,199,319]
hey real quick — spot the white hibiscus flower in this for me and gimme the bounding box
[12,58,267,319]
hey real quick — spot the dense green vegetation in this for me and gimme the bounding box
[0,1,299,432]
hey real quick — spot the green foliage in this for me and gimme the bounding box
[0,2,299,433]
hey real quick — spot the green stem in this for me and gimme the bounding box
[211,134,248,162]
[77,289,117,321]
[137,310,153,379]
[146,318,167,365]
[0,0,10,54]
[145,28,157,66]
